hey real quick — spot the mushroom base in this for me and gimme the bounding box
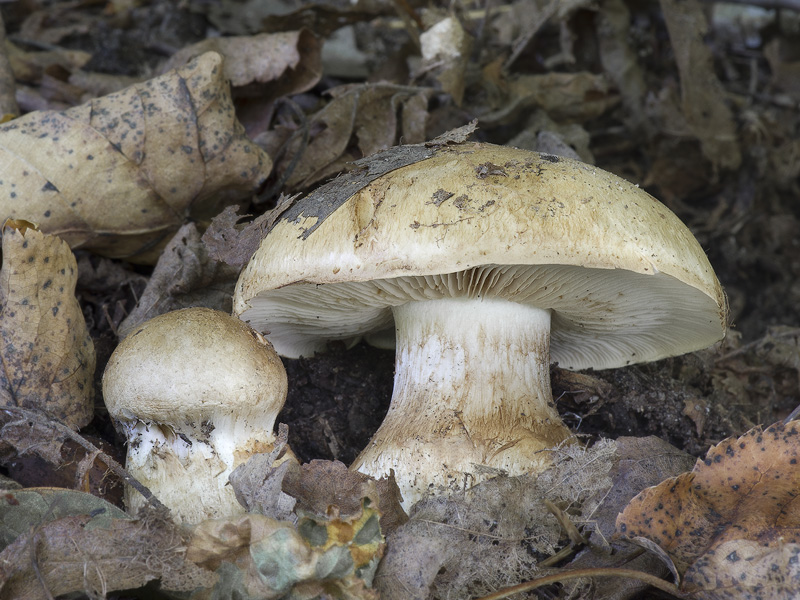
[351,297,572,509]
[123,421,279,523]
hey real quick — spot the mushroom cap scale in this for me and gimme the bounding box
[234,143,727,368]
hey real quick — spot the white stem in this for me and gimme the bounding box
[352,297,571,509]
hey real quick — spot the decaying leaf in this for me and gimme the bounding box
[0,51,272,263]
[659,0,741,171]
[617,419,800,599]
[117,222,239,338]
[418,15,473,105]
[0,487,129,550]
[201,204,278,270]
[283,459,407,535]
[0,222,94,429]
[184,500,383,600]
[269,82,432,192]
[482,71,618,126]
[229,424,299,522]
[163,30,322,102]
[0,505,215,600]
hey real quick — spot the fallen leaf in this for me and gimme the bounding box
[0,487,129,550]
[659,0,741,170]
[0,51,272,263]
[229,424,299,522]
[162,30,322,102]
[283,459,407,535]
[0,505,215,599]
[482,71,618,126]
[201,203,282,270]
[272,82,432,192]
[0,222,94,429]
[617,419,800,599]
[117,222,239,338]
[184,502,383,600]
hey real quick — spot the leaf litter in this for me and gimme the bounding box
[0,0,798,597]
[617,419,800,599]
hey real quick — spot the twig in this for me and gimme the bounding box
[0,407,168,512]
[700,0,800,10]
[474,567,686,600]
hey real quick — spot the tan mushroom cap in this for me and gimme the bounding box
[234,143,727,367]
[103,307,288,522]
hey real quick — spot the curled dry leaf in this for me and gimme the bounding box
[0,221,94,429]
[616,420,800,599]
[0,51,272,263]
[163,30,322,101]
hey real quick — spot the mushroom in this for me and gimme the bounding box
[233,142,727,509]
[102,307,288,523]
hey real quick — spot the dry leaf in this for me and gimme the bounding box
[163,30,322,101]
[229,425,298,522]
[201,204,281,270]
[272,83,432,192]
[659,0,741,170]
[482,71,618,126]
[282,459,407,535]
[0,506,216,599]
[117,222,239,338]
[617,419,800,599]
[0,51,272,263]
[418,16,473,105]
[0,487,129,550]
[184,502,383,600]
[0,222,94,429]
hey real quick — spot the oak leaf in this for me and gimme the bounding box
[0,51,272,263]
[616,420,800,599]
[0,221,94,429]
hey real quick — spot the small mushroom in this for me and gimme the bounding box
[102,307,288,523]
[234,142,727,509]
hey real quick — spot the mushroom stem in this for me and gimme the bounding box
[351,296,572,508]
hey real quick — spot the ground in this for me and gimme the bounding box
[1,0,799,598]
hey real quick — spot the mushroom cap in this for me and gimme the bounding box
[234,142,727,369]
[103,307,287,427]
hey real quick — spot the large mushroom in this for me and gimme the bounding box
[103,307,288,523]
[234,142,727,509]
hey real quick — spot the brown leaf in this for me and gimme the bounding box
[274,83,432,192]
[201,203,284,270]
[117,222,239,338]
[482,71,618,126]
[659,0,741,170]
[0,51,272,263]
[0,506,216,599]
[283,459,407,535]
[0,223,94,429]
[616,420,800,598]
[162,30,322,100]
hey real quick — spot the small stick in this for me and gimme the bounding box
[474,567,686,600]
[1,407,168,512]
